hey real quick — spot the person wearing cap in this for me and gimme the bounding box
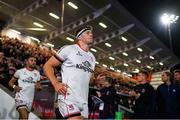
[44,25,97,119]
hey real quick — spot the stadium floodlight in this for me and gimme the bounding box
[160,13,179,51]
[161,13,179,24]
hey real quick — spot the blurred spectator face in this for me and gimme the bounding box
[9,67,16,75]
[137,73,146,82]
[161,72,169,82]
[104,81,110,87]
[27,57,37,69]
[174,71,180,81]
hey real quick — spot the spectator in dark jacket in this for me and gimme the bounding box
[156,71,180,118]
[97,77,116,119]
[129,71,156,119]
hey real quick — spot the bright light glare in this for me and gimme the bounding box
[147,65,151,69]
[11,29,21,34]
[132,68,140,73]
[159,62,164,66]
[33,22,44,28]
[30,36,40,43]
[150,56,154,60]
[122,52,128,56]
[116,70,121,73]
[102,64,107,68]
[123,63,128,67]
[121,36,128,42]
[110,67,114,70]
[46,43,54,47]
[99,22,107,28]
[105,43,112,47]
[49,13,60,19]
[66,37,74,42]
[90,48,97,52]
[137,47,143,52]
[136,59,141,63]
[161,13,179,24]
[68,2,78,9]
[109,56,115,60]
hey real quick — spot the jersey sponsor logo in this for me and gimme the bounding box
[83,61,91,67]
[76,61,93,73]
[22,77,36,84]
[68,104,74,111]
[76,51,83,56]
[15,99,23,103]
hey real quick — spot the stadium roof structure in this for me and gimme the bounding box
[0,0,179,74]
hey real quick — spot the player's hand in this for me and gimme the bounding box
[35,82,42,90]
[14,86,22,92]
[96,91,101,97]
[97,73,106,81]
[129,91,137,96]
[129,91,140,98]
[54,82,67,95]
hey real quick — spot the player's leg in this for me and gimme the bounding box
[17,106,29,119]
[67,115,83,120]
[58,99,83,119]
[15,99,31,120]
[80,103,89,119]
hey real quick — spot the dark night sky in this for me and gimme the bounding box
[117,0,180,58]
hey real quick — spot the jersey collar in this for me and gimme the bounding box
[76,41,89,52]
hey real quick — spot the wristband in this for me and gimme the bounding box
[13,85,16,89]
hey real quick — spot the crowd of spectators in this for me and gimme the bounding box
[0,35,135,118]
[0,36,58,90]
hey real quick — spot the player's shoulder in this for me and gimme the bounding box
[57,44,75,53]
[89,51,95,57]
[33,69,40,74]
[17,68,26,72]
[60,44,76,50]
[89,51,96,60]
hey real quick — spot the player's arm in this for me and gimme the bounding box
[8,76,22,92]
[35,72,43,90]
[35,81,42,90]
[43,56,67,95]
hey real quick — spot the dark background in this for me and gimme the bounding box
[117,0,180,58]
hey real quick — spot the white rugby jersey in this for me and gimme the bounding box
[55,44,96,104]
[14,68,40,102]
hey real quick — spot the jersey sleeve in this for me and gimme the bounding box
[14,70,20,79]
[54,45,71,62]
